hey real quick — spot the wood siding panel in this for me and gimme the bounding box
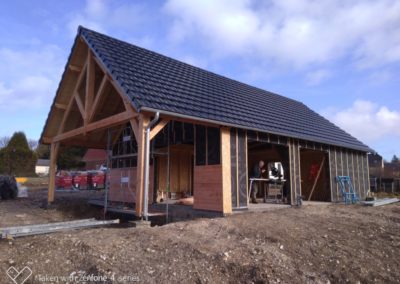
[109,166,153,203]
[326,148,369,202]
[193,165,223,211]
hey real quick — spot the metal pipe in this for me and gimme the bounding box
[143,112,160,220]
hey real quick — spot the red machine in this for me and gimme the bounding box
[72,171,89,190]
[55,171,73,189]
[89,170,105,189]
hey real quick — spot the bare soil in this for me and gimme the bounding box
[0,189,399,283]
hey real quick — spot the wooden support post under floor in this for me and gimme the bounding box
[48,142,60,204]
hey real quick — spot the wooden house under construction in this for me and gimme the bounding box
[40,27,372,217]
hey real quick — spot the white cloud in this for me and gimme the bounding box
[0,46,63,110]
[164,0,400,70]
[305,69,331,86]
[67,0,148,37]
[322,100,400,143]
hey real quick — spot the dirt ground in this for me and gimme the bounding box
[0,189,399,284]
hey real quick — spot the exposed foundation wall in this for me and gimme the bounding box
[109,166,154,203]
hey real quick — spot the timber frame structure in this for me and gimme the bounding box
[41,27,372,217]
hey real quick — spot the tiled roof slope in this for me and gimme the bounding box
[80,27,371,152]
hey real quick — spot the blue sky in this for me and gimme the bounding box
[0,0,399,160]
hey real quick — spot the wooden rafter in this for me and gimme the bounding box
[58,60,88,135]
[89,75,107,122]
[85,50,95,127]
[149,119,170,140]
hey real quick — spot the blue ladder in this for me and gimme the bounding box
[336,176,359,204]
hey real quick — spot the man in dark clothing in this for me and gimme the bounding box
[250,160,265,203]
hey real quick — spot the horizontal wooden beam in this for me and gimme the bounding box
[53,111,138,143]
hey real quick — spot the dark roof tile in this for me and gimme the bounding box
[80,27,371,152]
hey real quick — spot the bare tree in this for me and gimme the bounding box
[0,136,10,148]
[28,139,39,151]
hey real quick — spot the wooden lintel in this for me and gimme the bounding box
[149,119,170,140]
[53,111,137,143]
[54,103,68,110]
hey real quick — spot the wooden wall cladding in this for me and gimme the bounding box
[193,164,223,211]
[327,147,369,202]
[157,144,194,194]
[109,166,154,203]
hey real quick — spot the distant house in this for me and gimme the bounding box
[35,159,50,176]
[383,163,400,179]
[368,153,384,178]
[82,149,107,170]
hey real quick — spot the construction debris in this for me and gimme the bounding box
[0,218,119,239]
[362,198,399,207]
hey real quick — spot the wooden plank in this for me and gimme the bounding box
[53,111,136,142]
[288,139,294,205]
[308,156,325,201]
[296,140,301,199]
[221,127,232,214]
[149,119,170,140]
[193,165,223,212]
[135,115,149,216]
[48,142,59,203]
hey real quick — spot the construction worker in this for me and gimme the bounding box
[250,160,265,203]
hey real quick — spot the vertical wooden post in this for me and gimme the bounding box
[135,115,149,217]
[48,142,59,204]
[221,127,232,214]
